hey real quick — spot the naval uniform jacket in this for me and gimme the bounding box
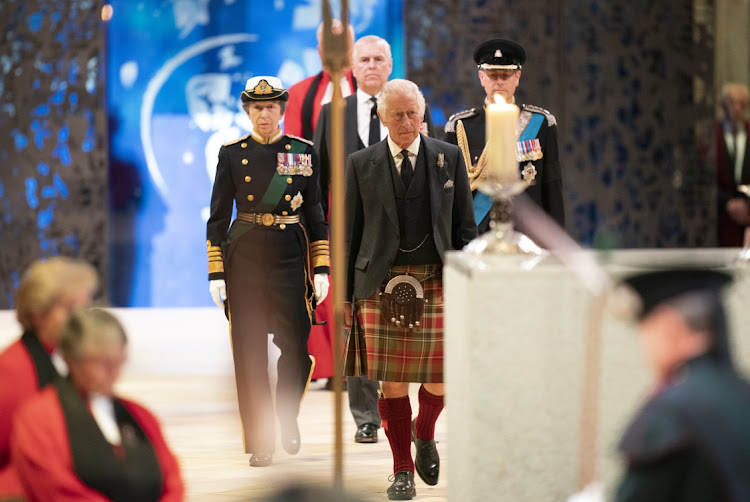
[344,135,477,301]
[444,103,565,233]
[206,130,330,285]
[616,354,750,502]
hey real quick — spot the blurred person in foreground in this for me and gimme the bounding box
[567,268,750,502]
[10,308,184,501]
[613,268,750,501]
[344,79,476,499]
[0,257,97,498]
[206,76,330,467]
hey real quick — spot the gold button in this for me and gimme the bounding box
[247,195,254,201]
[282,211,288,216]
[244,176,251,182]
[285,144,291,151]
[287,177,293,184]
[241,142,247,148]
[285,194,291,201]
[242,159,248,165]
[279,224,286,230]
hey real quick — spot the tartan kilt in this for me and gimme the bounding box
[349,264,444,383]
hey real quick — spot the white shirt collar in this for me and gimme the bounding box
[357,88,380,106]
[387,134,421,159]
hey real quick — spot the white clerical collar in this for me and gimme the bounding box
[387,134,421,159]
[89,393,122,445]
[251,128,283,145]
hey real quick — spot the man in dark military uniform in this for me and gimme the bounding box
[614,268,750,502]
[444,38,565,234]
[206,76,330,468]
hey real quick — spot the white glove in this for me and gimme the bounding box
[314,274,329,304]
[209,279,227,309]
[566,483,606,502]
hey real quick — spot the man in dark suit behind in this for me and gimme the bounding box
[315,36,435,446]
[343,79,477,500]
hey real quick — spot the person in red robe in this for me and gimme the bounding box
[715,82,750,247]
[10,308,184,502]
[284,21,356,141]
[0,257,97,498]
[285,20,357,386]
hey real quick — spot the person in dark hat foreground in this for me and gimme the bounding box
[614,268,750,502]
[206,76,330,467]
[444,38,564,234]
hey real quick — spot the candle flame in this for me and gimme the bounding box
[493,93,506,105]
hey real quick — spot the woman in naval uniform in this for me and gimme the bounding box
[206,76,330,468]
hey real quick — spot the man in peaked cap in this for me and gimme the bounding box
[613,267,750,502]
[444,38,565,234]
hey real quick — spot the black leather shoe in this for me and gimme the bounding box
[249,452,272,467]
[281,420,301,455]
[354,423,379,443]
[387,470,416,500]
[412,419,439,486]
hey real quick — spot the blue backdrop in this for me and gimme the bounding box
[107,0,404,307]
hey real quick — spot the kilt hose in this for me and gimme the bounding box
[350,264,444,383]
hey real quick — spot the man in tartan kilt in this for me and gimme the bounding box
[344,79,477,500]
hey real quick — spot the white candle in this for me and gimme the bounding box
[485,94,520,183]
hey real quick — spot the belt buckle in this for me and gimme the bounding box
[261,213,275,226]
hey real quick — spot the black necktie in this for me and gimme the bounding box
[400,150,413,188]
[368,97,380,146]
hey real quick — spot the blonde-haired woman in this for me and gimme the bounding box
[0,257,97,498]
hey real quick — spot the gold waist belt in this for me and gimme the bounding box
[237,211,300,227]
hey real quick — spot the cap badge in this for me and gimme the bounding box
[253,79,273,95]
[494,49,503,58]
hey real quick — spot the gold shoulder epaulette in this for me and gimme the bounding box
[222,134,251,147]
[522,104,556,126]
[444,108,478,134]
[286,134,314,146]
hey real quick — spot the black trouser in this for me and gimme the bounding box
[225,227,312,454]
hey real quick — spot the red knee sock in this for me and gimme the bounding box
[415,385,444,441]
[378,396,414,474]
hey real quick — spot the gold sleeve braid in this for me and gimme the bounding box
[310,240,330,269]
[207,241,224,275]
